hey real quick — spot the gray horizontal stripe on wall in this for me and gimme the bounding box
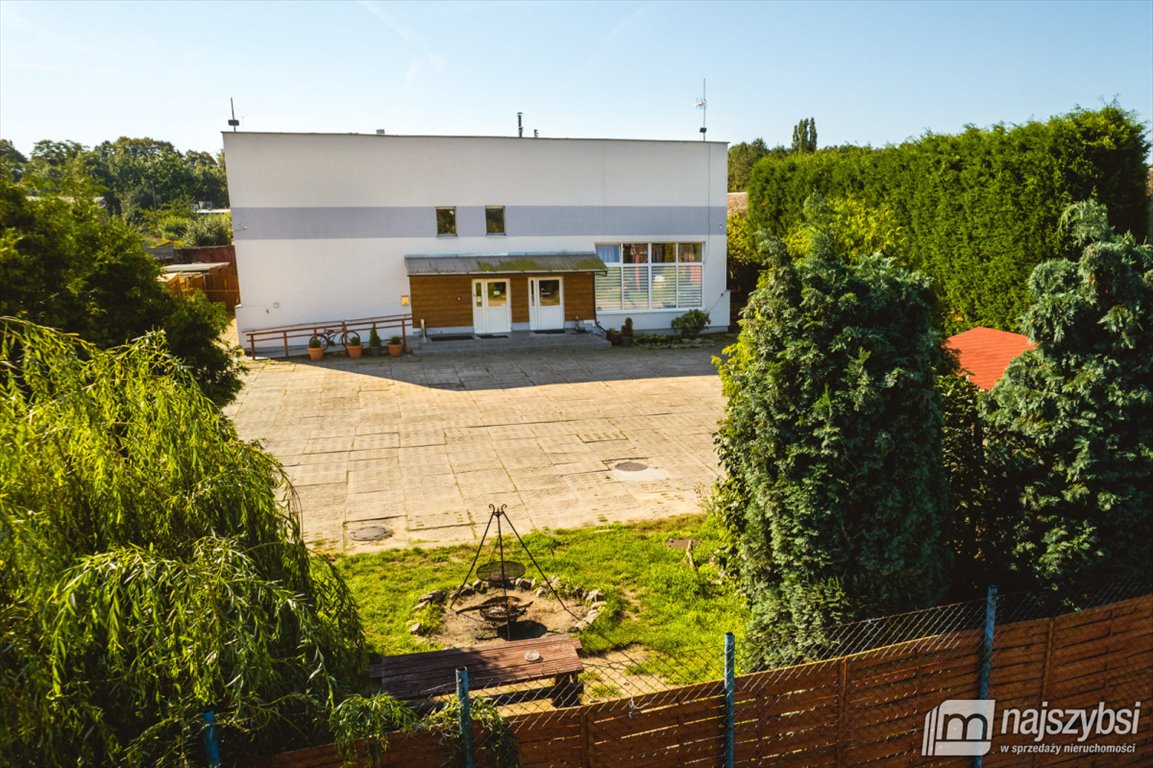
[231,205,726,240]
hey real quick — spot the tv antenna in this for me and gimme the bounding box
[695,79,707,140]
[228,98,240,131]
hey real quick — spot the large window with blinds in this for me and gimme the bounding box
[595,242,703,312]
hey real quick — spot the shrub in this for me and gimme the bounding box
[671,309,709,339]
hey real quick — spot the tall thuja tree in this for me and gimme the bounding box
[713,216,950,663]
[984,201,1153,594]
[0,321,386,766]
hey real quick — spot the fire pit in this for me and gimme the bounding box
[448,503,573,640]
[477,595,532,626]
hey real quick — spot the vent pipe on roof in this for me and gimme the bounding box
[517,112,523,138]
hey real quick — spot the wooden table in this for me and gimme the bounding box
[369,636,584,707]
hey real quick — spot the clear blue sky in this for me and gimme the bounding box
[2,0,1150,157]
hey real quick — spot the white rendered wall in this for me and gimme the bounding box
[224,133,729,343]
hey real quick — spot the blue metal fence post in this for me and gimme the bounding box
[974,585,997,768]
[724,633,735,768]
[201,710,221,768]
[456,667,475,768]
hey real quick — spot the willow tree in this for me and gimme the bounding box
[713,220,950,663]
[983,202,1153,594]
[0,320,375,766]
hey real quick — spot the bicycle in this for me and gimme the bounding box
[309,327,355,351]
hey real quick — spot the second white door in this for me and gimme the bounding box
[529,277,564,331]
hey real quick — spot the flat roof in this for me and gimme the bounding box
[222,131,728,147]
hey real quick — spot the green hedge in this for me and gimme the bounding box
[747,105,1149,333]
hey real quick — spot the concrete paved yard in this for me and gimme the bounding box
[224,343,727,553]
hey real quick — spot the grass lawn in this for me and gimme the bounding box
[337,514,748,683]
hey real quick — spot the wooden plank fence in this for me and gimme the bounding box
[263,594,1152,768]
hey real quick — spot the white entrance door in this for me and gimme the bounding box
[472,279,511,334]
[529,277,564,331]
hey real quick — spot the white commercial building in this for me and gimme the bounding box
[223,132,729,349]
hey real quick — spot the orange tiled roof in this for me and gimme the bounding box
[945,327,1034,390]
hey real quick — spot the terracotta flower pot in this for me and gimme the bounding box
[346,344,363,359]
[386,342,403,357]
[308,346,324,361]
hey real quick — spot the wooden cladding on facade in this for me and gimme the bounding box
[409,275,474,329]
[409,273,596,330]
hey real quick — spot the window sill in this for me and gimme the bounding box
[596,307,704,314]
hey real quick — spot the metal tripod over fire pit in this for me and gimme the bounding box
[449,504,571,639]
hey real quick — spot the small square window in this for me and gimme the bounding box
[485,206,505,235]
[436,207,457,236]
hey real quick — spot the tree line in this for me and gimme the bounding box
[2,136,227,220]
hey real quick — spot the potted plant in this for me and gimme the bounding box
[606,328,620,346]
[386,334,404,357]
[621,317,634,347]
[368,324,382,356]
[345,332,363,359]
[307,335,324,361]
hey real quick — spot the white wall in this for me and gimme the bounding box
[224,133,728,344]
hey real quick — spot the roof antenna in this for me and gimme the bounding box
[517,112,524,138]
[695,79,707,140]
[228,98,240,132]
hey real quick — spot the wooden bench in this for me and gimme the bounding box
[369,636,583,708]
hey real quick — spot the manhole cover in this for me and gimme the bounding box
[350,525,393,541]
[614,461,648,472]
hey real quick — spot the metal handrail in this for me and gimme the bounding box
[243,313,412,358]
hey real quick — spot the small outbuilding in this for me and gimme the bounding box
[945,326,1034,390]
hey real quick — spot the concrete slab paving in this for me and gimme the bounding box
[224,342,727,553]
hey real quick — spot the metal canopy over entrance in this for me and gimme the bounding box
[404,251,607,276]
